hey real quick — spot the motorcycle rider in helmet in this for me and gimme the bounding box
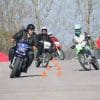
[73,24,85,44]
[9,24,38,72]
[72,24,95,57]
[36,27,53,67]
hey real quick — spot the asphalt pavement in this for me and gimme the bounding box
[0,59,100,100]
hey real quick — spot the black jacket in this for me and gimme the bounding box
[37,33,53,49]
[12,29,38,47]
[37,33,52,42]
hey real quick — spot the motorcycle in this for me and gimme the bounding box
[36,41,52,68]
[10,41,31,78]
[71,41,99,71]
[50,36,65,60]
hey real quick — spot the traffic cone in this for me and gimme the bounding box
[41,71,48,77]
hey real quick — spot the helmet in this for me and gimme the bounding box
[74,24,81,30]
[27,24,35,31]
[48,32,52,36]
[41,26,47,32]
[74,24,81,36]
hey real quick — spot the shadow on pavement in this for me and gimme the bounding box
[16,74,42,78]
[74,69,94,72]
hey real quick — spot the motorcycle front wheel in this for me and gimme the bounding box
[36,53,50,68]
[57,49,65,60]
[78,54,91,71]
[10,57,22,78]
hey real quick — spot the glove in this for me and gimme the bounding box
[71,45,75,49]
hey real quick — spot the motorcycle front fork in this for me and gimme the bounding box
[10,57,16,68]
[56,47,60,55]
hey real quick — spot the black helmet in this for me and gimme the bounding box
[27,24,35,31]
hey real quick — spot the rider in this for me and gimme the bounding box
[72,24,95,57]
[37,26,53,53]
[9,24,38,72]
[36,27,53,67]
[48,32,59,52]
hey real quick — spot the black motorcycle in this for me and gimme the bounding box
[10,41,31,78]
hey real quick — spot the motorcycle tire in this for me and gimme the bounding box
[58,49,65,60]
[38,53,50,68]
[10,57,22,78]
[78,54,91,71]
[91,57,99,70]
[36,59,42,68]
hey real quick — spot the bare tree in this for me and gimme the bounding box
[75,0,94,34]
[31,0,54,31]
[84,0,94,34]
[0,0,34,32]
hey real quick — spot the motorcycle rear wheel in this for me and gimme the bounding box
[91,57,99,70]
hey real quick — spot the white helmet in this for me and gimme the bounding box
[48,32,52,35]
[41,26,47,30]
[74,24,81,30]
